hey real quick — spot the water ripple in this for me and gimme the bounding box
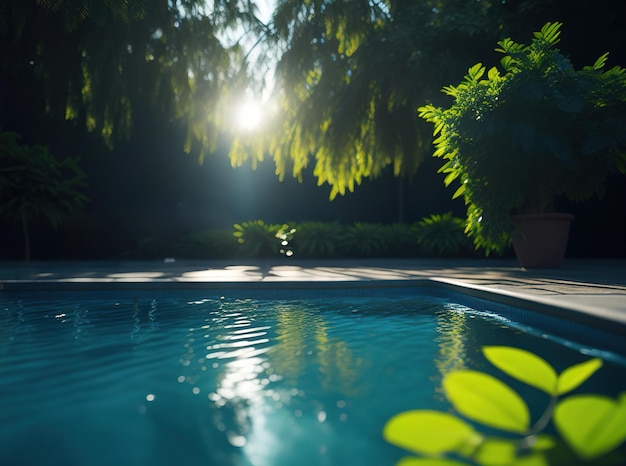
[1,292,624,466]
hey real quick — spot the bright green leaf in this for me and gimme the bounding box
[556,358,602,395]
[508,452,549,466]
[536,22,562,45]
[554,393,626,459]
[532,434,556,451]
[443,168,460,186]
[474,438,516,465]
[591,52,609,70]
[383,410,480,455]
[500,55,514,71]
[452,184,466,199]
[433,122,444,136]
[487,66,500,80]
[441,85,458,97]
[396,457,469,466]
[466,64,486,82]
[443,370,530,433]
[483,347,557,395]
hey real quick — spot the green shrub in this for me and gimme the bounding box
[0,130,88,260]
[135,235,164,259]
[380,223,420,257]
[289,221,344,258]
[418,23,626,254]
[233,220,286,258]
[173,216,476,260]
[340,222,387,257]
[176,229,239,258]
[415,212,474,257]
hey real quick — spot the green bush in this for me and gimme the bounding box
[415,212,474,257]
[339,222,387,257]
[379,223,420,257]
[419,23,626,254]
[172,215,477,260]
[289,221,344,258]
[0,130,88,260]
[233,220,286,258]
[176,229,239,258]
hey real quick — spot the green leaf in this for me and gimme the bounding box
[554,393,626,459]
[556,358,602,395]
[443,370,530,433]
[441,85,458,97]
[535,22,562,45]
[495,37,524,55]
[474,438,517,465]
[443,170,459,187]
[433,122,444,136]
[508,452,549,466]
[591,52,609,70]
[466,63,486,83]
[383,410,480,455]
[452,183,466,200]
[500,55,514,72]
[487,66,500,80]
[396,457,470,466]
[532,434,556,451]
[483,347,557,395]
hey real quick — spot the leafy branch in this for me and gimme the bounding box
[384,346,626,465]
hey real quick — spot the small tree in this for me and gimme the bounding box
[0,131,88,260]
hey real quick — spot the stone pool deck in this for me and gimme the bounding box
[1,258,625,333]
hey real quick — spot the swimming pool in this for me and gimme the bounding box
[1,286,624,465]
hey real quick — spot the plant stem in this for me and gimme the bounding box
[517,395,558,451]
[530,395,558,435]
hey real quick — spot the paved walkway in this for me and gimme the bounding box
[1,258,625,327]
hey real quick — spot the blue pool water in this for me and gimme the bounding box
[0,288,624,466]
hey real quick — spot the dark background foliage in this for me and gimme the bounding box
[1,0,625,260]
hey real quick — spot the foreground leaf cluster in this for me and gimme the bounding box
[384,346,626,465]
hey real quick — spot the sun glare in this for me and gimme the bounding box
[237,100,263,131]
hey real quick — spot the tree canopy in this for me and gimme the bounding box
[0,0,264,160]
[247,0,625,197]
[229,0,518,198]
[2,0,625,197]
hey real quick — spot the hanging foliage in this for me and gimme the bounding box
[0,0,263,160]
[227,0,517,198]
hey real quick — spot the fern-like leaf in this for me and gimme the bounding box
[535,22,562,45]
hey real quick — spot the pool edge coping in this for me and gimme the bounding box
[428,278,626,337]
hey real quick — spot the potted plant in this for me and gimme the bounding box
[418,22,626,267]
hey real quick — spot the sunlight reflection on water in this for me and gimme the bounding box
[1,291,624,466]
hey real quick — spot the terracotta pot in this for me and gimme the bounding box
[512,213,574,268]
